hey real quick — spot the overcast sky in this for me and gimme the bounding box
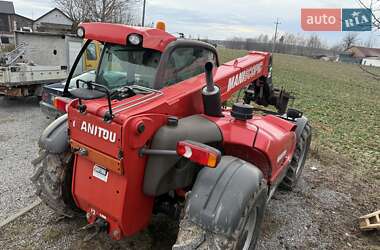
[10,0,380,47]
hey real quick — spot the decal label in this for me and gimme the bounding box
[93,165,109,182]
[227,62,263,91]
[80,121,116,143]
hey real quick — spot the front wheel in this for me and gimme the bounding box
[173,183,267,250]
[280,122,312,190]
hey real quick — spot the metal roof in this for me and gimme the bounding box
[347,46,380,58]
[0,1,15,14]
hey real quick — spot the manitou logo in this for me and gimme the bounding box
[227,63,263,91]
[80,121,116,143]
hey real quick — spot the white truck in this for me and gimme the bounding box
[0,63,68,96]
[0,31,99,97]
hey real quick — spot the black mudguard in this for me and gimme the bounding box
[143,115,222,196]
[38,114,69,154]
[185,156,266,236]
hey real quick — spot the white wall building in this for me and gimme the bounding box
[33,8,73,33]
[362,57,380,67]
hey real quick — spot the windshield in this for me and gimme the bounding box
[96,44,162,89]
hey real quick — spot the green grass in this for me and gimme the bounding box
[218,48,380,175]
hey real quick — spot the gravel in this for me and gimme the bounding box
[1,158,378,249]
[0,96,50,222]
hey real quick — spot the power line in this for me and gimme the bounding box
[272,18,281,53]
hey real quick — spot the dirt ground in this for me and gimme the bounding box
[0,97,49,222]
[0,156,378,250]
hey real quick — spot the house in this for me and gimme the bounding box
[0,1,15,44]
[33,8,74,33]
[347,46,380,58]
[0,1,33,44]
[362,57,380,67]
[339,46,380,64]
[0,2,74,45]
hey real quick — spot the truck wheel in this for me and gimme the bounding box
[173,182,267,250]
[31,150,80,218]
[280,122,312,190]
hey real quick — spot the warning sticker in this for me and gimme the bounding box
[93,165,108,182]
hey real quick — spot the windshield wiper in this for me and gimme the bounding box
[117,84,158,94]
[129,85,158,93]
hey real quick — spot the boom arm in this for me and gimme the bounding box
[214,51,271,102]
[213,51,290,114]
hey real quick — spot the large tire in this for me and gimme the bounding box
[31,150,80,218]
[173,180,267,250]
[280,122,312,190]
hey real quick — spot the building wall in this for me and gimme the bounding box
[14,15,33,31]
[0,13,11,32]
[33,9,73,32]
[15,32,70,66]
[362,58,380,67]
[0,14,14,44]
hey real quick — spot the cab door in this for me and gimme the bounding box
[84,41,102,71]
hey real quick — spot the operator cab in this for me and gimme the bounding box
[63,22,219,108]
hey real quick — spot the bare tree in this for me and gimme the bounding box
[282,33,297,45]
[356,0,380,30]
[55,0,138,24]
[306,34,326,49]
[342,32,359,50]
[330,43,344,52]
[295,34,307,47]
[225,37,245,50]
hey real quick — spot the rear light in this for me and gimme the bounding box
[176,140,221,168]
[53,97,70,113]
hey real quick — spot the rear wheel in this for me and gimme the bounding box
[173,181,267,250]
[31,150,80,217]
[280,122,312,190]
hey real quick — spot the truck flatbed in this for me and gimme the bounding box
[0,64,67,96]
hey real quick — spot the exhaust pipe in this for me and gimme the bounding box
[202,62,222,117]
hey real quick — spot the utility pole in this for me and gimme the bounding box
[142,0,147,27]
[272,18,281,53]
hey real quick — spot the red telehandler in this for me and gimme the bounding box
[32,22,311,249]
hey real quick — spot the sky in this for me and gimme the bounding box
[10,0,380,47]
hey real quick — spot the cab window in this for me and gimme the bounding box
[86,42,97,60]
[164,47,217,86]
[96,44,162,89]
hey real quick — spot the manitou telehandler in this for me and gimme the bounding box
[31,22,311,249]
